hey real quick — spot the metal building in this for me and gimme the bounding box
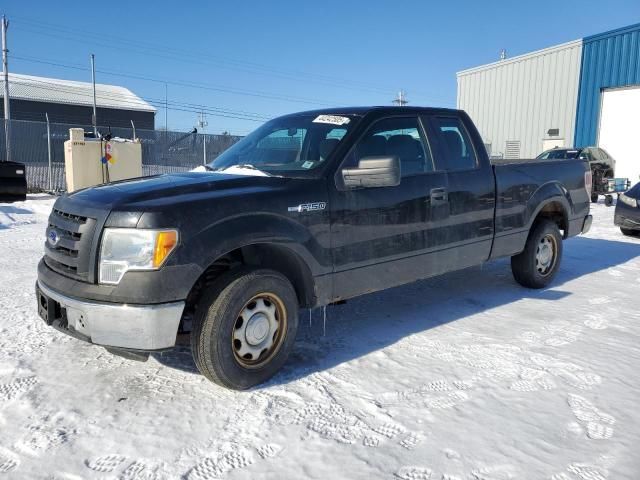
[0,73,156,129]
[457,22,640,181]
[457,40,583,159]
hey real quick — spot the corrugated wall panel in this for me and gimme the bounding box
[574,23,640,147]
[457,40,582,158]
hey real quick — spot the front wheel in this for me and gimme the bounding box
[591,193,599,203]
[621,227,638,237]
[191,268,299,390]
[511,220,563,289]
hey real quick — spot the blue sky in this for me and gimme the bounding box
[3,0,639,134]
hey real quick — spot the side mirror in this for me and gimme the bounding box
[342,156,401,189]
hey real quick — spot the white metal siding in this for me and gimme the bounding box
[457,40,582,158]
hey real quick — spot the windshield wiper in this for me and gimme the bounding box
[232,164,259,170]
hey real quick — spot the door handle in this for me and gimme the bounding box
[430,187,448,204]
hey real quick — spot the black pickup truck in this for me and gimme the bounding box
[36,107,592,389]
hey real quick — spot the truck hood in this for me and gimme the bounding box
[65,172,291,210]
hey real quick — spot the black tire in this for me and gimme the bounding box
[604,195,614,207]
[190,268,299,390]
[511,220,563,289]
[590,193,599,203]
[621,227,638,237]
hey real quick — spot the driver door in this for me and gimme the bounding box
[329,115,449,300]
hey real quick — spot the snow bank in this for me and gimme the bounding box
[190,165,269,176]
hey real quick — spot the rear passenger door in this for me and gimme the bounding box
[422,114,495,269]
[330,115,449,299]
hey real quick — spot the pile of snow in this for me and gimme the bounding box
[190,165,269,176]
[0,197,638,478]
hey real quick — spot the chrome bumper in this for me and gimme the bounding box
[37,280,185,350]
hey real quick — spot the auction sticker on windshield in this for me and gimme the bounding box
[313,115,351,126]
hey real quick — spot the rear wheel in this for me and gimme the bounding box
[621,227,638,237]
[591,193,599,203]
[511,220,563,289]
[604,195,614,207]
[191,268,299,390]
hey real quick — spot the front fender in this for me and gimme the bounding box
[181,212,332,277]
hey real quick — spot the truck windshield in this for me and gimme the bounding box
[208,113,359,177]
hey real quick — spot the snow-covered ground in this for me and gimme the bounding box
[0,196,639,480]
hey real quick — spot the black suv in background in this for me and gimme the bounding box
[537,147,616,203]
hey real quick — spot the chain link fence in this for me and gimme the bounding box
[0,119,242,192]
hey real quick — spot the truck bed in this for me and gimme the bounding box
[489,158,590,259]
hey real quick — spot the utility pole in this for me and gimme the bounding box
[392,90,409,106]
[197,111,208,165]
[90,54,98,137]
[46,113,52,191]
[164,83,168,130]
[2,15,11,162]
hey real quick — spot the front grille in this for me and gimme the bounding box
[44,207,97,281]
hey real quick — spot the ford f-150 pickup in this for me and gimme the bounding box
[36,107,593,389]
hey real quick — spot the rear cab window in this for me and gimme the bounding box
[423,116,478,171]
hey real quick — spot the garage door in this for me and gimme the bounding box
[598,86,640,183]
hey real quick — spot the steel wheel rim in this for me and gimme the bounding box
[232,293,287,368]
[535,234,557,276]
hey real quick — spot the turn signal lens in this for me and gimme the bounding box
[153,230,179,267]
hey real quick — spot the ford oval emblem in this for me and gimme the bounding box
[47,229,60,247]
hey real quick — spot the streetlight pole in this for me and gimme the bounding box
[90,54,98,137]
[2,15,11,162]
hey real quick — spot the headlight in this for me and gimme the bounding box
[99,228,179,284]
[619,193,638,208]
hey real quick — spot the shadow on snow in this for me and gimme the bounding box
[152,235,640,386]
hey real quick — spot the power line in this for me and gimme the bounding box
[10,15,453,104]
[6,77,272,123]
[11,55,334,107]
[11,15,409,96]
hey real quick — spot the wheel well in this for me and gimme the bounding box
[180,244,315,332]
[534,201,568,237]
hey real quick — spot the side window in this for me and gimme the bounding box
[343,117,433,176]
[428,116,478,171]
[588,148,601,161]
[597,148,608,160]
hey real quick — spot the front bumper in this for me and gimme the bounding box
[36,280,185,351]
[614,202,640,230]
[615,214,640,230]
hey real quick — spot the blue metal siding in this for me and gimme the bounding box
[574,23,640,147]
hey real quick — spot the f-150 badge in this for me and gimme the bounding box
[288,202,327,213]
